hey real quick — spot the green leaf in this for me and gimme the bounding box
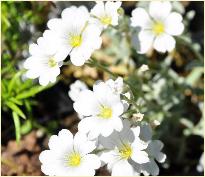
[17,79,33,92]
[12,111,21,143]
[9,97,23,105]
[16,84,50,100]
[24,99,32,113]
[21,119,32,135]
[8,70,24,94]
[6,101,26,119]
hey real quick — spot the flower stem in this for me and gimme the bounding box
[63,61,72,65]
[85,58,118,78]
[121,94,139,111]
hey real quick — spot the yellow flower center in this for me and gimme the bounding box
[98,105,112,119]
[100,15,112,25]
[67,152,81,167]
[48,57,57,67]
[119,144,132,159]
[152,21,165,35]
[69,35,82,47]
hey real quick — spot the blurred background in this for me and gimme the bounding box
[1,1,204,176]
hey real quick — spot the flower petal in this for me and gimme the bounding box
[87,126,101,140]
[141,159,159,176]
[131,8,151,29]
[132,30,154,54]
[153,34,176,53]
[78,117,95,134]
[25,69,40,79]
[48,129,73,151]
[112,159,134,176]
[47,18,63,32]
[131,149,149,164]
[165,12,184,36]
[131,126,140,137]
[41,164,56,176]
[90,2,104,17]
[147,140,166,163]
[74,132,96,155]
[82,154,101,169]
[132,137,148,151]
[112,117,123,132]
[100,151,118,163]
[156,152,166,163]
[39,75,50,86]
[139,123,152,141]
[73,90,99,116]
[149,1,172,20]
[29,43,42,56]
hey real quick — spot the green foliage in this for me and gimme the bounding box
[1,69,50,141]
[1,1,53,142]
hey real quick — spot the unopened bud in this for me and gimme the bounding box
[150,120,161,128]
[117,7,124,15]
[132,112,144,122]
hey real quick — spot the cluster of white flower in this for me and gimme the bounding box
[24,1,184,86]
[24,1,121,86]
[40,77,166,176]
[35,1,186,175]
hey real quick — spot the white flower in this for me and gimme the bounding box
[91,1,122,29]
[197,153,204,172]
[24,31,67,86]
[99,119,149,176]
[135,123,166,176]
[74,81,124,139]
[131,1,184,53]
[39,129,101,176]
[105,77,124,95]
[47,6,102,66]
[105,77,130,111]
[68,80,88,102]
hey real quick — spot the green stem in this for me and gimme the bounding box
[63,61,72,65]
[121,94,139,111]
[92,148,107,154]
[85,58,118,78]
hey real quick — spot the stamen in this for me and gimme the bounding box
[100,15,112,25]
[69,35,82,47]
[66,152,81,167]
[152,21,165,35]
[48,57,57,67]
[119,144,132,159]
[98,105,112,119]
